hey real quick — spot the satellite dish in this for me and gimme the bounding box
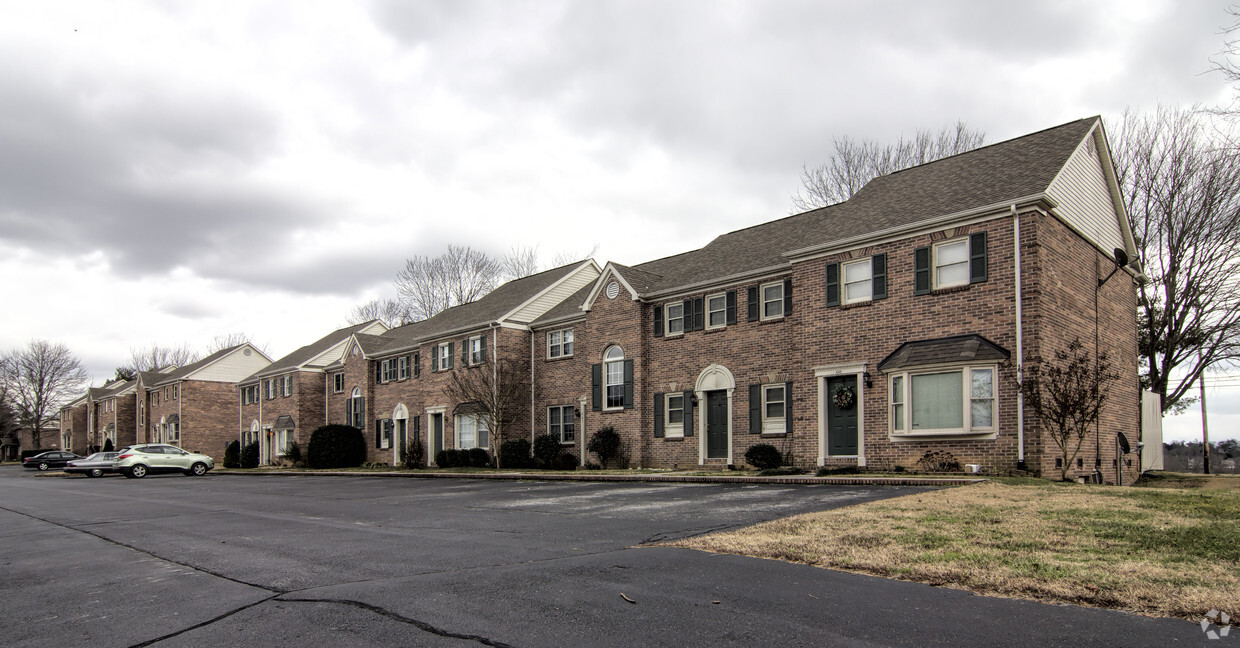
[1113,248,1129,267]
[1117,432,1131,454]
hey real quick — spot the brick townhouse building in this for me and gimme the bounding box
[321,260,602,466]
[144,344,271,457]
[58,395,89,453]
[524,116,1140,483]
[238,320,388,465]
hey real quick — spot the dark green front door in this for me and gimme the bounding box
[706,391,728,459]
[431,413,444,461]
[827,376,858,455]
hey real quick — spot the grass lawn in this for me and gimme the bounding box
[665,478,1240,621]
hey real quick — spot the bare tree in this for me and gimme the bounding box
[1016,339,1121,481]
[552,243,600,268]
[348,298,414,328]
[120,344,199,377]
[1112,106,1240,413]
[206,333,269,356]
[792,121,986,211]
[500,245,542,280]
[1210,6,1240,119]
[0,340,89,448]
[394,245,503,321]
[442,356,529,468]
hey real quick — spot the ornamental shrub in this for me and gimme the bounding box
[744,444,782,470]
[533,433,561,468]
[499,438,532,469]
[223,440,241,468]
[400,438,425,468]
[102,439,115,452]
[555,452,578,470]
[306,424,367,469]
[283,442,303,466]
[434,449,453,468]
[587,426,622,469]
[468,447,491,468]
[241,442,260,469]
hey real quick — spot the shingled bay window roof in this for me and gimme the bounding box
[877,334,1010,372]
[272,415,295,430]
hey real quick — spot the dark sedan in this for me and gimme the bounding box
[65,452,120,477]
[22,451,83,471]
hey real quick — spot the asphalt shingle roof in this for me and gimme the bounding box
[877,334,1011,371]
[150,344,248,387]
[625,117,1098,296]
[242,320,381,382]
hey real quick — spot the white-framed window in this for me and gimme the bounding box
[604,346,625,410]
[168,422,180,442]
[174,385,179,399]
[164,386,170,399]
[843,259,873,304]
[468,336,483,365]
[889,366,996,436]
[277,429,294,456]
[665,302,685,335]
[267,379,276,400]
[762,384,786,434]
[138,404,145,426]
[548,405,576,444]
[761,281,784,320]
[437,343,452,371]
[664,393,685,438]
[455,413,490,450]
[706,293,727,329]
[381,358,396,382]
[282,375,292,397]
[547,329,574,359]
[347,387,365,429]
[333,373,344,393]
[379,419,392,450]
[933,239,970,289]
[398,355,410,380]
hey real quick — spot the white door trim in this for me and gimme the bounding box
[814,363,867,466]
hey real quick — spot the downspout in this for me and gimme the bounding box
[1013,204,1026,469]
[491,323,500,453]
[178,381,183,449]
[530,331,536,447]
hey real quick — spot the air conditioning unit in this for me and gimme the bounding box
[964,464,982,474]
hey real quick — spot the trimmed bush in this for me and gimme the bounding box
[744,444,783,470]
[533,433,561,468]
[306,424,367,469]
[401,438,425,468]
[102,439,114,452]
[816,465,861,476]
[241,442,260,469]
[223,440,241,468]
[587,426,622,468]
[468,447,491,468]
[499,438,532,469]
[555,452,578,470]
[434,449,452,468]
[283,442,303,466]
[759,466,806,476]
[435,449,473,468]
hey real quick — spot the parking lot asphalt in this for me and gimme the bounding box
[0,466,1203,647]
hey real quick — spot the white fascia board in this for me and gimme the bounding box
[496,260,602,323]
[582,264,640,310]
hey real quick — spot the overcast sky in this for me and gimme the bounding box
[1,0,1235,443]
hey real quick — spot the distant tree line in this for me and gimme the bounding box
[1163,440,1240,474]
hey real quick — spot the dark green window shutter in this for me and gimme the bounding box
[345,398,353,426]
[591,364,602,411]
[654,392,664,438]
[825,262,840,307]
[653,305,663,337]
[970,232,988,283]
[480,335,487,362]
[914,246,931,295]
[725,291,737,325]
[358,397,365,428]
[413,352,420,377]
[447,342,454,369]
[683,390,694,436]
[682,300,692,332]
[375,419,382,448]
[784,381,794,434]
[748,384,761,434]
[622,359,634,409]
[461,340,468,364]
[694,298,705,331]
[783,278,793,315]
[873,253,887,300]
[413,415,420,435]
[747,286,759,321]
[375,362,382,383]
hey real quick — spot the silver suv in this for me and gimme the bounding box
[115,444,214,478]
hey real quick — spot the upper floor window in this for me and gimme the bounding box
[706,293,727,329]
[547,329,574,359]
[282,375,292,397]
[914,232,988,295]
[665,302,685,335]
[333,373,344,393]
[761,281,785,320]
[435,343,453,372]
[467,336,484,365]
[604,346,625,410]
[346,387,365,429]
[267,379,276,400]
[398,355,410,380]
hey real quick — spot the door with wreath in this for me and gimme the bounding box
[826,376,858,455]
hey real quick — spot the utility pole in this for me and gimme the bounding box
[1200,369,1211,475]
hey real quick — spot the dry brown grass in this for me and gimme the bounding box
[665,481,1240,621]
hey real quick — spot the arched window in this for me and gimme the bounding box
[346,387,365,429]
[604,346,625,409]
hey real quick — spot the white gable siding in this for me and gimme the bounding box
[190,347,272,383]
[360,321,387,335]
[506,265,602,323]
[1046,132,1125,255]
[307,339,352,368]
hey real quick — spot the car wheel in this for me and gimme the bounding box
[188,462,208,477]
[129,464,148,479]
[89,468,103,478]
[37,462,49,471]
